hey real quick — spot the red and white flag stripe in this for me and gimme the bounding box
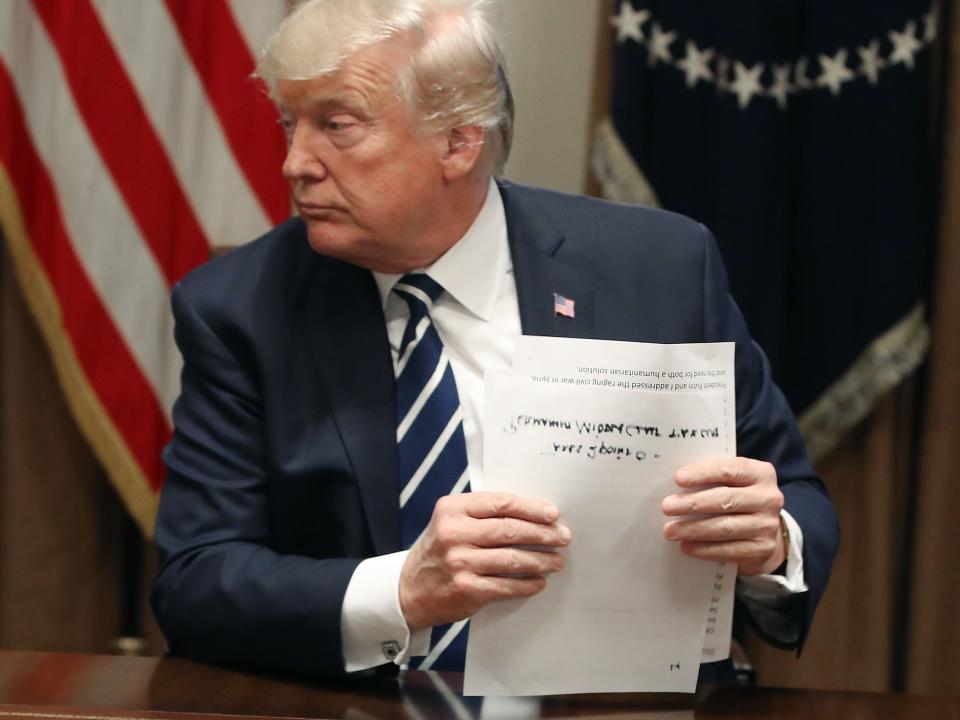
[0,0,289,535]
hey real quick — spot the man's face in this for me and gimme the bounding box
[277,41,449,273]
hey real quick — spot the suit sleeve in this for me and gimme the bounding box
[699,225,839,651]
[150,282,362,678]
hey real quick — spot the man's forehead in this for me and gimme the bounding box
[276,78,373,114]
[276,40,411,113]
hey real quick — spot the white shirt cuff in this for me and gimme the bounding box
[737,509,808,599]
[340,551,431,672]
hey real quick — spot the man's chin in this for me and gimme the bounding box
[303,225,421,274]
[304,228,356,262]
[305,228,385,272]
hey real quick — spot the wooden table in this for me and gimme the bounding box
[0,651,955,719]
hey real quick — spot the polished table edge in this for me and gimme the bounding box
[0,704,319,720]
[0,650,957,720]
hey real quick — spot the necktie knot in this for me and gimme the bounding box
[393,273,445,316]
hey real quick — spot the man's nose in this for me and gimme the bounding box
[281,124,328,183]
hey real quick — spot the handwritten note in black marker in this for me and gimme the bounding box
[501,414,719,465]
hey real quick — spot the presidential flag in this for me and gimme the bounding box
[596,1,936,458]
[0,0,290,535]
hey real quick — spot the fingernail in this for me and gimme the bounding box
[675,469,689,483]
[543,504,559,521]
[558,524,571,542]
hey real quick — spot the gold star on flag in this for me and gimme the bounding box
[794,57,814,90]
[610,2,650,45]
[730,61,764,109]
[857,40,885,85]
[816,49,854,96]
[676,40,714,88]
[768,64,793,110]
[922,7,938,44]
[647,22,677,67]
[889,21,922,69]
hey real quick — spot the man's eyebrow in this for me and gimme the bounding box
[304,90,374,114]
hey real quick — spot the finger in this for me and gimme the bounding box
[452,546,566,576]
[676,539,774,566]
[664,514,779,542]
[471,516,572,548]
[674,457,773,489]
[460,491,561,524]
[468,573,548,603]
[662,485,781,516]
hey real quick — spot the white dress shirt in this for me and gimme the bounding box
[339,180,806,672]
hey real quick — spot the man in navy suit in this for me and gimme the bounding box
[152,0,837,684]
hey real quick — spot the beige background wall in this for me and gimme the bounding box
[497,0,602,193]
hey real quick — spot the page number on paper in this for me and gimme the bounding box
[669,662,681,671]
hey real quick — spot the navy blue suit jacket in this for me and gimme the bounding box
[152,182,838,681]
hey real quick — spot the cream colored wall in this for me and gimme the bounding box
[496,0,603,194]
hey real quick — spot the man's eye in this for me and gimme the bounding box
[322,115,364,148]
[326,116,358,133]
[277,116,295,137]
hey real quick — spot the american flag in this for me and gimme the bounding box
[553,293,576,319]
[0,0,290,535]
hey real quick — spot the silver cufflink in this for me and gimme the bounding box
[381,640,400,661]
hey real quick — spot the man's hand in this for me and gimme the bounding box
[661,457,785,576]
[399,492,571,631]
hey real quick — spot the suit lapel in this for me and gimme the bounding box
[501,183,595,339]
[299,259,400,556]
[295,184,590,558]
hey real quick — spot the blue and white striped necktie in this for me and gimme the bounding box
[393,273,470,671]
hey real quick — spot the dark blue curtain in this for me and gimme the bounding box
[604,1,935,455]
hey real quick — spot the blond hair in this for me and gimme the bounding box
[257,0,514,175]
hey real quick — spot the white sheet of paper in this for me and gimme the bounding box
[512,336,736,661]
[463,374,726,696]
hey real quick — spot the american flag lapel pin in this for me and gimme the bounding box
[553,292,575,318]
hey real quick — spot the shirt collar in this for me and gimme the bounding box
[371,178,509,322]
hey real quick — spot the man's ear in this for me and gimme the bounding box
[440,125,486,181]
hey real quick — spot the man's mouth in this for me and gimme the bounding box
[296,201,339,218]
